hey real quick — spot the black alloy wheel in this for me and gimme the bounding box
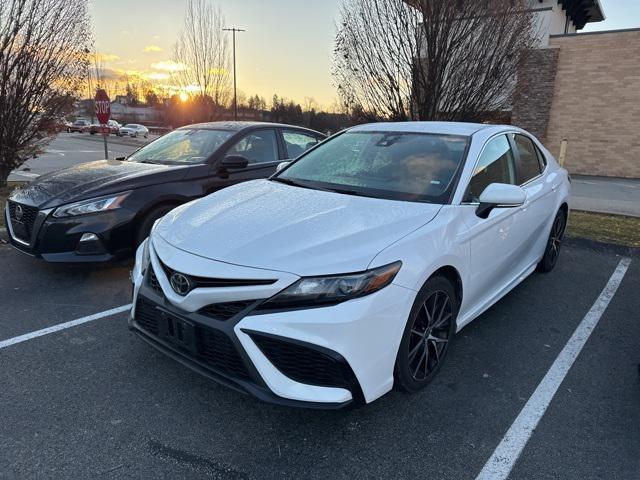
[395,275,457,392]
[538,209,567,273]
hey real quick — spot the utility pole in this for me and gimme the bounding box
[223,27,245,121]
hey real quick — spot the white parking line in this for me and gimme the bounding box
[476,257,631,480]
[0,304,131,350]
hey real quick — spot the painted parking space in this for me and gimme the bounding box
[0,243,636,479]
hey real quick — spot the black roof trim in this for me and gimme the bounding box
[551,27,640,38]
[177,121,324,135]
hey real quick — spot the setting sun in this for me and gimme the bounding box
[178,91,189,102]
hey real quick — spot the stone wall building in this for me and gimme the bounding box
[515,29,640,178]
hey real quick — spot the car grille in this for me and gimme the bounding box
[247,332,354,389]
[198,300,257,321]
[148,267,163,295]
[147,267,258,321]
[135,297,251,380]
[7,201,39,243]
[160,261,277,289]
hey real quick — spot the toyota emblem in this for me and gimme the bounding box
[170,272,191,296]
[15,205,23,222]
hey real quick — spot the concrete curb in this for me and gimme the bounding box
[565,236,640,257]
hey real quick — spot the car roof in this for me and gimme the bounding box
[348,121,495,137]
[179,121,323,134]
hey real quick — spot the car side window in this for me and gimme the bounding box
[227,129,278,165]
[512,134,542,185]
[464,135,516,203]
[535,144,548,171]
[282,130,320,159]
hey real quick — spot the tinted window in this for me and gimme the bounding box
[513,134,542,184]
[282,130,320,159]
[127,128,233,165]
[535,144,547,170]
[278,131,470,203]
[465,135,515,202]
[227,129,278,164]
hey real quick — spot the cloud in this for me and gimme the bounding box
[96,68,121,81]
[143,45,163,53]
[100,53,121,62]
[151,60,188,72]
[145,72,170,81]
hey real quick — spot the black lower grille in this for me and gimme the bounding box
[8,201,38,242]
[247,332,354,389]
[198,300,256,321]
[135,298,161,335]
[148,267,162,294]
[135,297,250,380]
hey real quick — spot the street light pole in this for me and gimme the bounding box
[223,27,245,121]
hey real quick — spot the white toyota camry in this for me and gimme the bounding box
[129,122,570,408]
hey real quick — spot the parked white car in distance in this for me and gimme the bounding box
[118,124,149,138]
[130,121,571,408]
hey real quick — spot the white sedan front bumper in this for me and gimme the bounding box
[129,236,416,407]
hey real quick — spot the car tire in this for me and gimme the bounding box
[537,208,567,273]
[135,204,178,247]
[394,275,457,393]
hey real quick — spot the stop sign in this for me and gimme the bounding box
[94,89,111,125]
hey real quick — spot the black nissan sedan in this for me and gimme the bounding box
[4,122,325,262]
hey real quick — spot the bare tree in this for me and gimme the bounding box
[333,0,538,122]
[172,0,231,117]
[0,0,91,182]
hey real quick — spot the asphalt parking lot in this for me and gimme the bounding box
[1,240,638,479]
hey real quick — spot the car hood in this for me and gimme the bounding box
[154,179,442,276]
[9,159,188,209]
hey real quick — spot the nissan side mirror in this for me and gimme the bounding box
[221,155,249,170]
[476,183,526,219]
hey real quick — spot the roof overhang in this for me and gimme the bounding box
[559,0,605,29]
[403,1,605,29]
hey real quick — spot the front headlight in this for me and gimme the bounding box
[263,261,402,309]
[53,191,131,218]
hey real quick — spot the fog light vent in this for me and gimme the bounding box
[76,233,105,255]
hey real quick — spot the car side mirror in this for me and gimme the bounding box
[276,161,290,173]
[221,155,249,170]
[476,183,526,219]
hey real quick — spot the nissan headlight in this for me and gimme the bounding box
[263,261,402,309]
[53,191,131,218]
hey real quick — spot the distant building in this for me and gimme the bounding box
[407,1,640,178]
[109,102,164,125]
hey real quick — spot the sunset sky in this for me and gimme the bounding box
[89,0,638,109]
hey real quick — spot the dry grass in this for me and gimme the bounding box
[567,210,640,248]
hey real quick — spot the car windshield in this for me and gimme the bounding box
[124,124,137,128]
[127,128,233,165]
[275,131,470,203]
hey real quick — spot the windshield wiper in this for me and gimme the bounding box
[270,177,330,191]
[322,186,370,197]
